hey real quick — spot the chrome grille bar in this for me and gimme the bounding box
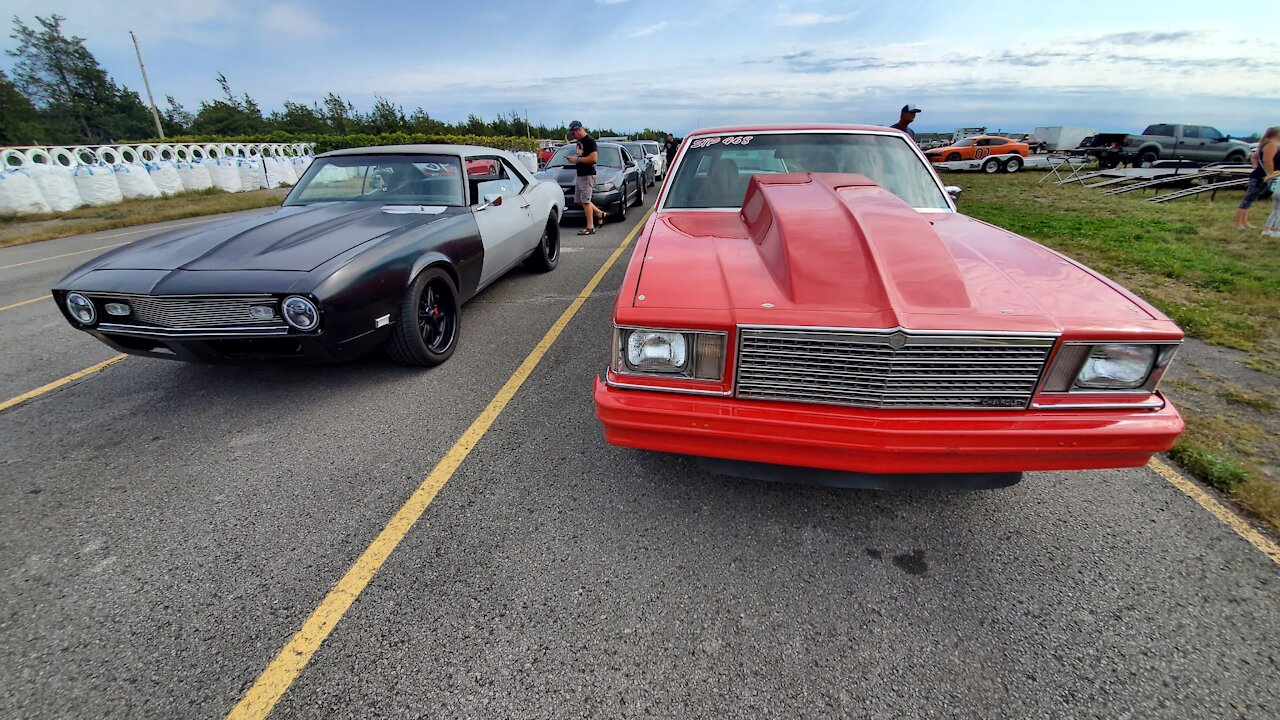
[85,293,280,329]
[735,327,1056,410]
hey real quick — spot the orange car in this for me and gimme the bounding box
[925,135,1030,163]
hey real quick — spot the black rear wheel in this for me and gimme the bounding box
[385,267,459,366]
[524,215,560,272]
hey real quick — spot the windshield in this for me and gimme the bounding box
[285,154,464,206]
[664,132,950,210]
[546,143,624,169]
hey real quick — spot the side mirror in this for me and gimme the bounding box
[477,193,503,210]
[945,186,962,200]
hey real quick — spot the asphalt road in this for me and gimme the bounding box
[1,197,1277,719]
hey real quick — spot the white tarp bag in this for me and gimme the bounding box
[176,161,213,191]
[292,154,313,180]
[23,153,82,212]
[277,156,298,185]
[262,157,291,188]
[146,160,185,196]
[0,169,52,215]
[113,163,162,200]
[236,157,263,191]
[73,164,125,207]
[207,157,243,193]
[516,151,538,174]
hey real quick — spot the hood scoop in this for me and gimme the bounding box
[739,173,975,314]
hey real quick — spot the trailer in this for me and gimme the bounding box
[932,154,1086,175]
[1032,126,1097,152]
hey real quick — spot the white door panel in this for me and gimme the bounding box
[474,196,532,287]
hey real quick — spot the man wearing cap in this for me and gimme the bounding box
[891,104,921,145]
[567,121,604,234]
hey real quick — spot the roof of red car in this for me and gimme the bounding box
[686,124,900,136]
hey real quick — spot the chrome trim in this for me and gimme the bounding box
[1029,397,1166,411]
[1039,340,1182,394]
[84,292,282,330]
[97,323,291,338]
[739,323,1060,339]
[604,375,735,397]
[656,128,955,213]
[613,326,729,382]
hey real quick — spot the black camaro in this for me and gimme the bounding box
[52,145,565,366]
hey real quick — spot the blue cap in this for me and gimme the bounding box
[568,120,584,130]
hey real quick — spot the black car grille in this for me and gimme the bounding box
[735,327,1056,410]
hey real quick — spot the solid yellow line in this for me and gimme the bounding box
[0,354,127,413]
[0,296,45,312]
[1149,456,1280,566]
[0,217,223,271]
[226,209,654,720]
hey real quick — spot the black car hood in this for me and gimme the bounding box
[536,166,625,186]
[95,203,465,272]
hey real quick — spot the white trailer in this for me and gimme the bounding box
[932,154,1088,175]
[1032,126,1097,152]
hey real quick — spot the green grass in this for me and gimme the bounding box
[956,171,1280,533]
[958,174,1280,353]
[0,188,287,248]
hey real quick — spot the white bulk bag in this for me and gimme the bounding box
[516,151,538,174]
[73,164,125,206]
[0,169,52,215]
[146,160,185,196]
[236,157,263,191]
[23,149,82,212]
[176,161,213,191]
[207,157,243,192]
[112,162,162,200]
[291,154,313,179]
[263,157,294,188]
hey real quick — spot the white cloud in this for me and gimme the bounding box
[260,4,334,38]
[629,22,668,37]
[777,12,849,27]
[595,0,628,4]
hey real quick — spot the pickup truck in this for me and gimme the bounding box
[1077,124,1251,168]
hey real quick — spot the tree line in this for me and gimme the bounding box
[2,14,670,147]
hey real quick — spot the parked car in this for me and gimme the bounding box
[593,124,1184,488]
[53,145,564,366]
[636,140,667,178]
[925,135,1030,163]
[534,142,645,220]
[622,141,657,187]
[1077,124,1251,168]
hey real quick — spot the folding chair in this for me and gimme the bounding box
[1039,155,1089,184]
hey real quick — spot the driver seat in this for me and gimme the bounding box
[696,158,741,206]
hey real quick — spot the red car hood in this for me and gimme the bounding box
[632,173,1160,333]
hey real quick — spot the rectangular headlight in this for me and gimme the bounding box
[614,327,726,380]
[1042,342,1178,393]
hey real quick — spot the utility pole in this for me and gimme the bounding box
[130,31,165,140]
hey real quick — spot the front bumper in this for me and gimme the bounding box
[85,323,389,363]
[560,188,623,215]
[594,377,1184,475]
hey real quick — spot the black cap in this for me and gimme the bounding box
[568,120,584,130]
[901,104,922,114]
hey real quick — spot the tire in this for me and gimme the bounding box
[523,215,560,273]
[385,267,460,367]
[637,178,646,205]
[946,152,961,162]
[1225,151,1246,165]
[1003,156,1023,173]
[1137,150,1158,167]
[982,158,1001,174]
[613,183,629,220]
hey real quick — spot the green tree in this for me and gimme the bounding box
[363,95,407,134]
[0,66,43,144]
[161,94,193,136]
[320,92,357,135]
[408,107,448,134]
[191,72,264,136]
[269,100,328,134]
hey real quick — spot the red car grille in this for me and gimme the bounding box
[735,328,1056,410]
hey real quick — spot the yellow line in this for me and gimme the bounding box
[0,296,45,312]
[1149,456,1280,566]
[226,209,654,720]
[0,354,127,413]
[0,217,222,271]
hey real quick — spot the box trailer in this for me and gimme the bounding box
[1032,127,1097,152]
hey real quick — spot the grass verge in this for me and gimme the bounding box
[957,171,1280,533]
[0,188,287,249]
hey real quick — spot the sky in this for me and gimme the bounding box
[2,0,1277,137]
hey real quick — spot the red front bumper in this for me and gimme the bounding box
[594,377,1184,474]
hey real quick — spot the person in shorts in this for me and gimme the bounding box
[568,121,604,234]
[1236,126,1278,229]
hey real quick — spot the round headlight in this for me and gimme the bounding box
[1075,344,1156,389]
[625,330,687,373]
[66,292,96,325]
[281,296,319,331]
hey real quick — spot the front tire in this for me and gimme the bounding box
[524,216,560,272]
[946,152,961,162]
[614,184,629,220]
[385,267,460,367]
[637,178,646,204]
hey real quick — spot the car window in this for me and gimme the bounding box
[1201,126,1223,140]
[989,138,1008,146]
[623,143,648,161]
[545,144,624,168]
[286,154,464,206]
[955,138,975,147]
[1182,126,1200,139]
[665,132,950,211]
[475,178,522,202]
[1144,124,1175,136]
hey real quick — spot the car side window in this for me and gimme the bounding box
[1182,126,1200,139]
[1201,126,1223,141]
[621,148,633,166]
[989,139,1007,146]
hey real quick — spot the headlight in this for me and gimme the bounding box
[596,182,616,193]
[66,293,96,325]
[614,328,725,380]
[1075,344,1156,389]
[281,296,319,331]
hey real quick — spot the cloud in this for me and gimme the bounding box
[595,0,628,4]
[628,22,668,37]
[777,12,849,27]
[1092,30,1200,46]
[260,4,334,38]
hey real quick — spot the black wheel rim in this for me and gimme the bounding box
[544,224,559,262]
[417,279,456,353]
